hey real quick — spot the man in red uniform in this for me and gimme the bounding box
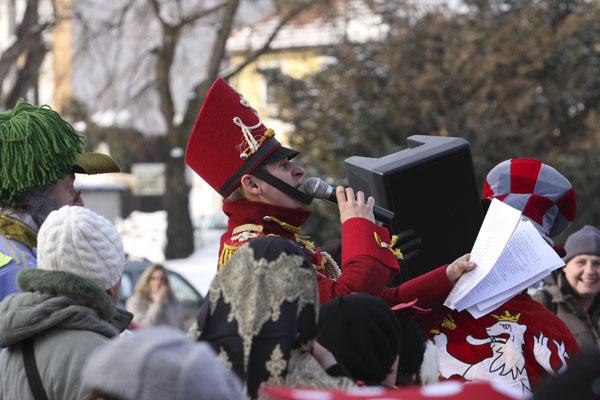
[424,158,580,395]
[185,78,473,304]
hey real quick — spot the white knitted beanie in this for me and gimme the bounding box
[37,205,125,290]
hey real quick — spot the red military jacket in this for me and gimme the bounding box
[218,199,401,304]
[425,295,579,396]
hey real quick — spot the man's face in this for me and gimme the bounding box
[54,173,84,207]
[564,254,600,300]
[258,158,306,209]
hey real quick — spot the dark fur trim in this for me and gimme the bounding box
[17,269,115,321]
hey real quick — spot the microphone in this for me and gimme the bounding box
[300,177,395,225]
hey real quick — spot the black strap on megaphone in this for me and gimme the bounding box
[252,167,314,206]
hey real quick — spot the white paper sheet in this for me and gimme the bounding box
[455,220,564,311]
[444,199,522,309]
[475,270,550,310]
[465,269,551,319]
[466,299,504,319]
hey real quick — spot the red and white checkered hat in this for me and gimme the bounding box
[482,158,576,239]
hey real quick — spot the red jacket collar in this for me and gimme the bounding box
[222,199,311,241]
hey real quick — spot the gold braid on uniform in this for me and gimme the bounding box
[219,244,239,269]
[296,237,341,281]
[374,232,404,260]
[263,216,301,234]
[264,216,341,281]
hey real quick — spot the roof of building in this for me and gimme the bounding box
[226,0,389,53]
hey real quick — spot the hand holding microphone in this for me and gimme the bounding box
[336,186,376,224]
[300,177,395,225]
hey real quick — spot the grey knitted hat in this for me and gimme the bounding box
[564,225,600,263]
[81,326,245,400]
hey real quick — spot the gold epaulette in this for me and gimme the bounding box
[218,224,265,269]
[219,243,240,269]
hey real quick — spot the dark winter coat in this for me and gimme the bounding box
[532,272,600,352]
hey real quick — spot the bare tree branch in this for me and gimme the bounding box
[0,37,36,87]
[177,0,240,145]
[146,0,182,143]
[179,0,322,143]
[206,0,240,83]
[175,0,184,21]
[74,1,154,110]
[222,0,321,80]
[121,49,157,105]
[5,36,47,108]
[0,0,52,98]
[177,1,228,27]
[148,0,171,28]
[0,0,56,108]
[72,6,126,54]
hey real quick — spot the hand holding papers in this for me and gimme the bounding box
[444,199,521,309]
[444,199,565,318]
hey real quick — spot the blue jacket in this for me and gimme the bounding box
[0,215,37,301]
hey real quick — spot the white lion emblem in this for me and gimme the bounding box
[432,311,569,396]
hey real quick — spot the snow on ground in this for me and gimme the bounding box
[117,211,221,296]
[117,211,168,262]
[164,231,221,296]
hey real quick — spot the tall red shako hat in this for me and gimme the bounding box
[185,77,301,199]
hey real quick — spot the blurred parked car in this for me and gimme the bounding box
[119,260,204,330]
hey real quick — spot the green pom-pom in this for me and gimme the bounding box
[0,99,85,205]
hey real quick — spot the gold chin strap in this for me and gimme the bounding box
[263,215,301,235]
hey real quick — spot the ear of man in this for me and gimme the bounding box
[240,174,263,198]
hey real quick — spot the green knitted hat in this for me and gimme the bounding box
[0,100,85,205]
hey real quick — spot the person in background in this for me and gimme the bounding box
[0,100,120,300]
[0,206,131,400]
[197,236,355,399]
[126,264,186,330]
[81,326,244,400]
[532,225,600,352]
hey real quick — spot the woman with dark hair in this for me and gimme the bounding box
[126,264,185,330]
[197,237,354,399]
